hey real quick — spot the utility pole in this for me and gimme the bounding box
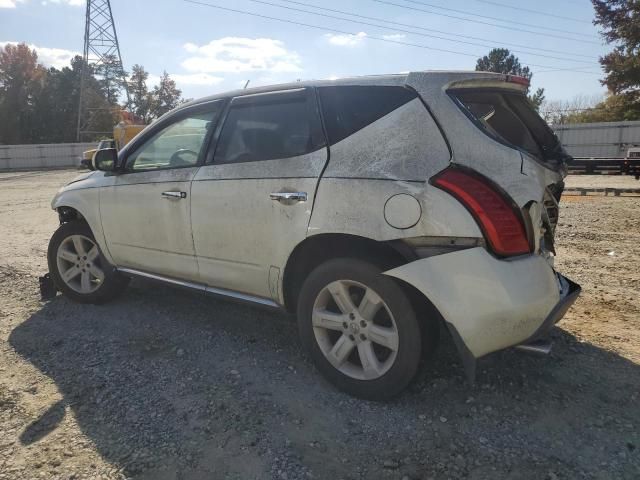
[76,0,130,142]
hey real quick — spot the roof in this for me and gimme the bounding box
[181,73,410,109]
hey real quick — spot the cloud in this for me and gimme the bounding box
[0,0,25,7]
[170,73,224,86]
[41,0,84,5]
[0,41,79,69]
[382,34,406,41]
[324,32,367,47]
[181,37,302,74]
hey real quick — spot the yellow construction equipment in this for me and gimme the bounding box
[82,111,146,168]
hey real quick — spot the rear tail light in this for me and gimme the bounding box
[432,167,531,257]
[505,75,530,87]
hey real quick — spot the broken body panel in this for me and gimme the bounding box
[307,71,579,370]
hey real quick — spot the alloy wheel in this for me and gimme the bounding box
[56,234,105,294]
[312,279,399,380]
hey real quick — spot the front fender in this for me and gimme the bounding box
[52,188,113,265]
[384,247,562,359]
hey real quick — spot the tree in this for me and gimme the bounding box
[540,94,605,125]
[475,48,545,111]
[150,71,182,119]
[94,54,128,106]
[0,43,46,144]
[128,64,153,123]
[476,48,532,80]
[591,0,640,120]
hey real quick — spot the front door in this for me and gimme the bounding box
[100,101,224,281]
[191,88,328,300]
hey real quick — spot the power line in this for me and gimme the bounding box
[395,0,595,38]
[246,0,597,65]
[373,0,601,45]
[455,0,591,24]
[183,0,603,76]
[275,0,597,61]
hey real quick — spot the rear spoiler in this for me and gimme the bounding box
[445,73,530,92]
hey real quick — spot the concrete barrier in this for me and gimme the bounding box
[0,143,95,171]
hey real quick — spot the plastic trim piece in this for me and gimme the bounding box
[117,267,280,308]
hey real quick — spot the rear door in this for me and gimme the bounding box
[191,88,327,301]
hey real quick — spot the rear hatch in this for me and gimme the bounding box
[450,84,570,254]
[450,87,571,172]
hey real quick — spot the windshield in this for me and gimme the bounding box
[452,90,568,166]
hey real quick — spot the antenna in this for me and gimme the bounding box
[76,0,130,141]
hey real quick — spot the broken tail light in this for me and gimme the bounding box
[432,167,532,257]
[505,75,530,87]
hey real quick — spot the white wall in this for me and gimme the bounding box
[554,121,640,158]
[0,143,95,171]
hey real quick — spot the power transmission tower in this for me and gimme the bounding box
[76,0,130,141]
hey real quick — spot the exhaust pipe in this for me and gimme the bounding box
[515,339,552,356]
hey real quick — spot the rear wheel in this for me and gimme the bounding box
[297,258,424,400]
[47,221,128,304]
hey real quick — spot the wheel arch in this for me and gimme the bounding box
[51,190,113,265]
[282,233,424,314]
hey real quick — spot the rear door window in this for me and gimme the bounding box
[319,86,418,145]
[452,90,566,164]
[213,89,325,165]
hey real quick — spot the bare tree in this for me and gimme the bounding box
[540,94,605,125]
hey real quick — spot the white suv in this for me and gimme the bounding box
[48,71,580,399]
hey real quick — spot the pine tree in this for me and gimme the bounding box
[475,48,545,111]
[150,71,182,119]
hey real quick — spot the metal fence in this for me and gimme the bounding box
[0,143,94,171]
[554,120,640,158]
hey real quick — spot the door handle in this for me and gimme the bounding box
[162,191,187,199]
[270,191,307,203]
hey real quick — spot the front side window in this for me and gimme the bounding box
[213,90,325,165]
[126,104,221,172]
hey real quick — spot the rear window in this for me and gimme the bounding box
[319,86,418,145]
[452,90,566,165]
[214,90,325,165]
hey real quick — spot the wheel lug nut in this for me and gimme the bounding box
[360,320,367,327]
[349,313,355,320]
[360,334,366,341]
[348,334,355,342]
[342,322,348,329]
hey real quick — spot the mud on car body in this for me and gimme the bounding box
[48,71,580,400]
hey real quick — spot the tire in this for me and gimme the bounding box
[297,258,424,400]
[47,221,129,304]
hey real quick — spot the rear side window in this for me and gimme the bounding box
[452,90,564,164]
[213,90,325,164]
[319,86,418,145]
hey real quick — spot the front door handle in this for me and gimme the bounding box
[162,191,187,199]
[270,191,307,203]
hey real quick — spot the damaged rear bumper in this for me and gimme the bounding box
[384,247,580,380]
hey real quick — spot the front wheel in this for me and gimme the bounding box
[47,221,128,304]
[297,258,424,400]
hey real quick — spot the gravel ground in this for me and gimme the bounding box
[0,170,638,480]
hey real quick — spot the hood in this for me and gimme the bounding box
[66,170,97,186]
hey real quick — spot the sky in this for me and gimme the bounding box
[0,0,609,103]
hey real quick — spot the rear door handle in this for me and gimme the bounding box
[162,191,187,199]
[270,192,307,203]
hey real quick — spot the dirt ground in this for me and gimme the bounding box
[0,169,638,480]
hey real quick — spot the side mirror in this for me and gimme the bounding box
[92,148,118,172]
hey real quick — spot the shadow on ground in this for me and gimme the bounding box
[9,279,640,479]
